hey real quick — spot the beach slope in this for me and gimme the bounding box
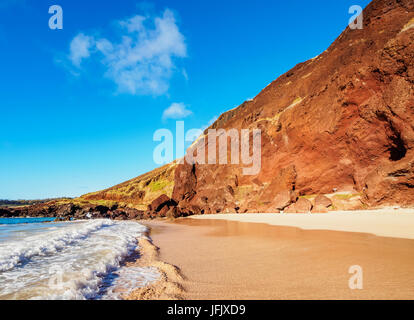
[143,209,414,300]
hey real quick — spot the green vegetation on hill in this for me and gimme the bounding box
[80,162,177,210]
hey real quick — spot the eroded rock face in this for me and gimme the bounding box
[171,0,414,215]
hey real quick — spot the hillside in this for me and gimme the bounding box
[171,0,414,215]
[81,0,414,216]
[0,198,72,208]
[80,162,177,210]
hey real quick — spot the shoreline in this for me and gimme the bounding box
[134,209,414,300]
[124,229,185,300]
[189,208,414,240]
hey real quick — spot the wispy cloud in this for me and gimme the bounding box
[69,33,94,67]
[65,8,187,96]
[162,102,192,121]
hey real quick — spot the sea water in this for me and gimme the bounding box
[0,218,159,300]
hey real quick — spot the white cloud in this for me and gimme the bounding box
[66,9,187,96]
[162,102,192,121]
[69,33,94,67]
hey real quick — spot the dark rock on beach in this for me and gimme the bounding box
[0,202,146,221]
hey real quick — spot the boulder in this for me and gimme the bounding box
[269,190,296,211]
[158,205,170,217]
[294,198,313,213]
[0,208,12,217]
[237,206,249,213]
[109,204,119,211]
[263,207,281,214]
[311,205,329,214]
[221,202,239,214]
[94,205,110,215]
[244,201,259,213]
[9,208,21,217]
[56,203,77,217]
[74,205,95,219]
[55,216,70,221]
[124,208,144,219]
[166,207,180,219]
[148,194,173,212]
[314,195,332,208]
[142,211,152,219]
[115,213,128,220]
[188,205,202,215]
[283,204,297,213]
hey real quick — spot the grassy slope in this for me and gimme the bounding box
[78,161,177,210]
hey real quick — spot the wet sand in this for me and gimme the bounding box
[144,217,414,300]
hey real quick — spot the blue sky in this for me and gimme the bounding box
[0,0,370,199]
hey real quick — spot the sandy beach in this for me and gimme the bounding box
[190,208,414,239]
[140,209,414,300]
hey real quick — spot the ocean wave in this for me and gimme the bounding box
[0,219,157,300]
[0,220,118,272]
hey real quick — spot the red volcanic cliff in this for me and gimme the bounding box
[6,0,413,220]
[171,0,414,215]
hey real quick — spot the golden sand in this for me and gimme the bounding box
[135,213,414,300]
[124,232,184,300]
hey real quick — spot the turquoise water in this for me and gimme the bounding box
[0,218,66,243]
[0,217,56,225]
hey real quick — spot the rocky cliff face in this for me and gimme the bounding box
[171,0,414,215]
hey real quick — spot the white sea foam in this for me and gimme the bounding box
[0,219,159,300]
[0,220,114,272]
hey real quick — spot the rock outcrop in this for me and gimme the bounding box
[293,198,313,213]
[0,202,145,221]
[16,0,411,221]
[170,0,414,216]
[267,190,297,211]
[146,194,177,218]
